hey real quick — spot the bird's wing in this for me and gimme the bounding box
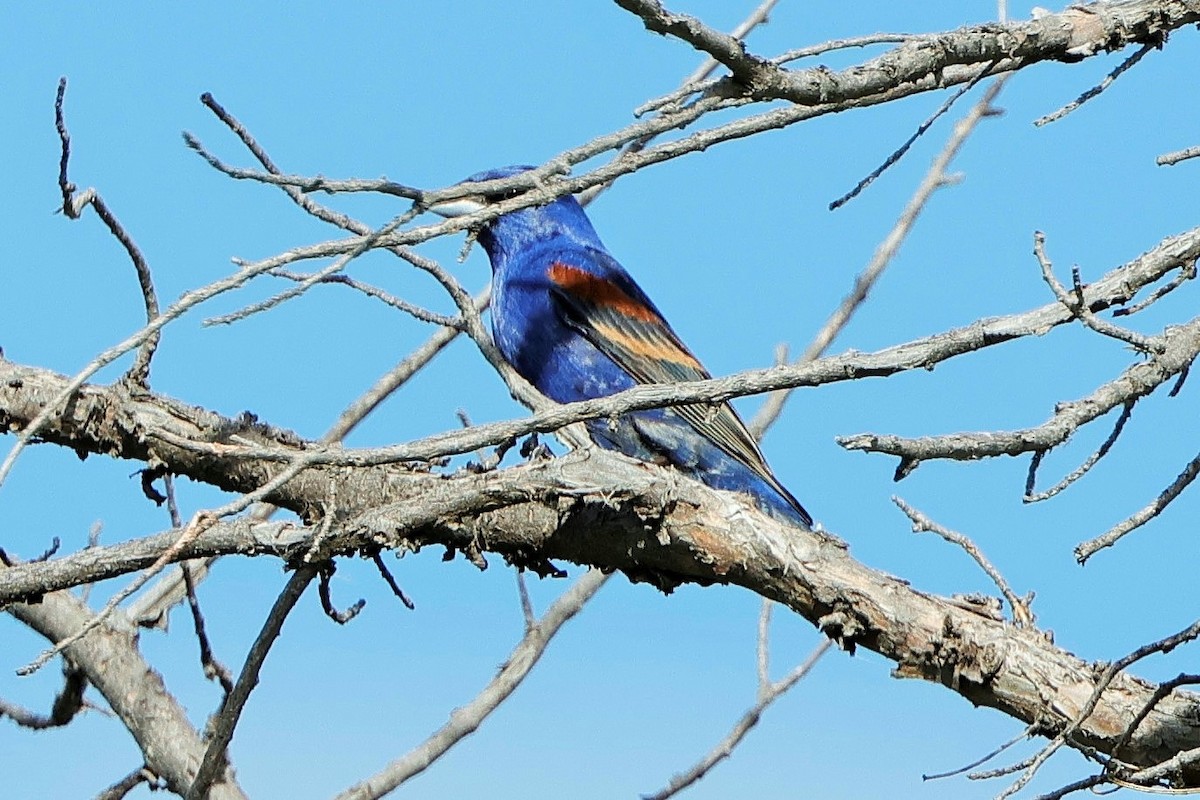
[546,258,809,523]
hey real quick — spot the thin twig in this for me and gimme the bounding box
[1114,260,1196,317]
[1029,774,1110,800]
[515,570,536,630]
[334,569,609,800]
[94,767,158,800]
[996,618,1200,799]
[185,565,317,800]
[1034,42,1156,127]
[318,563,365,624]
[829,60,996,210]
[17,513,216,676]
[1023,401,1134,503]
[644,639,832,800]
[752,77,1009,436]
[164,473,235,694]
[893,497,1032,626]
[181,562,234,694]
[55,78,161,387]
[923,723,1040,781]
[0,662,87,728]
[1035,231,1159,352]
[267,270,463,328]
[756,599,772,691]
[1075,448,1200,563]
[369,552,415,610]
[771,32,915,66]
[204,213,410,327]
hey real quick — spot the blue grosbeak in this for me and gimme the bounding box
[432,166,811,529]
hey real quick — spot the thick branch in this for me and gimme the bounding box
[8,592,245,799]
[3,443,1199,779]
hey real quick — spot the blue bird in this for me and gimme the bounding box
[431,166,811,529]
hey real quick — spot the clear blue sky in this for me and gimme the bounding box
[2,3,1199,798]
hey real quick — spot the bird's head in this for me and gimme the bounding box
[428,165,602,266]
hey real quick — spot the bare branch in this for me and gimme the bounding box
[335,569,609,800]
[644,639,832,800]
[1158,144,1200,166]
[267,270,463,328]
[996,617,1200,797]
[1075,448,1200,563]
[839,315,1200,469]
[753,76,1007,435]
[9,591,248,798]
[0,661,87,729]
[55,78,161,387]
[893,498,1032,626]
[1034,41,1158,126]
[1035,231,1160,352]
[1026,401,1135,505]
[5,442,1200,777]
[186,565,317,800]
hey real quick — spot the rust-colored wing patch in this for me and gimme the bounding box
[548,262,658,323]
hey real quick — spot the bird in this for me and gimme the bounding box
[430,166,812,529]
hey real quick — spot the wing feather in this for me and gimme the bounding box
[546,259,810,525]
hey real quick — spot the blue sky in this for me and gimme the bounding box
[2,3,1199,798]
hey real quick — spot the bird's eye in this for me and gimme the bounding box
[486,188,524,203]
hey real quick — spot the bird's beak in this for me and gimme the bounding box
[427,196,487,219]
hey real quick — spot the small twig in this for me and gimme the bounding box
[33,537,62,562]
[893,497,1032,626]
[923,723,1039,781]
[1157,145,1200,167]
[167,470,234,692]
[0,661,87,728]
[1034,42,1156,127]
[1034,232,1160,352]
[318,563,365,624]
[771,32,915,66]
[185,565,318,800]
[182,131,422,201]
[969,754,1036,781]
[753,78,1009,437]
[644,639,832,800]
[334,569,609,800]
[168,474,235,695]
[204,213,410,327]
[829,60,996,210]
[1023,401,1134,503]
[1114,260,1197,317]
[267,270,463,328]
[17,513,216,676]
[369,552,415,610]
[1075,448,1200,563]
[515,570,536,630]
[1029,774,1110,800]
[182,563,234,695]
[55,78,161,387]
[755,599,771,691]
[94,767,159,800]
